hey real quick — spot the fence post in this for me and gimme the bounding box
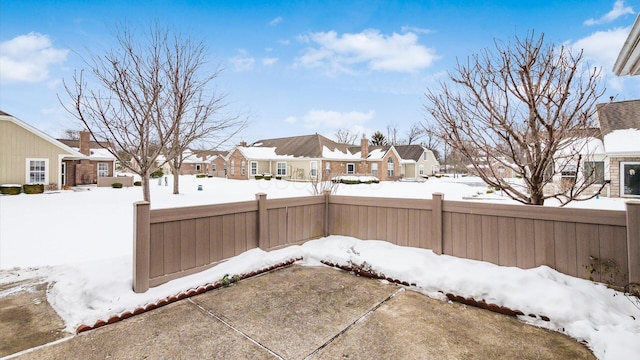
[324,190,331,237]
[627,201,640,285]
[133,201,150,293]
[256,193,268,249]
[432,193,443,255]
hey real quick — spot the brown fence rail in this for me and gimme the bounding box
[133,192,640,293]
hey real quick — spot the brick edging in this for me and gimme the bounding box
[76,257,302,334]
[320,260,551,323]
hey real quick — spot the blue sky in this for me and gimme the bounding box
[1,0,639,147]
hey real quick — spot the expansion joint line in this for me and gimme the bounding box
[188,299,284,360]
[303,287,405,360]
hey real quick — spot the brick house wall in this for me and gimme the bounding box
[227,149,247,180]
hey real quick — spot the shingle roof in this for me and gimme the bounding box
[394,145,426,162]
[251,134,352,158]
[597,100,640,134]
[57,138,112,149]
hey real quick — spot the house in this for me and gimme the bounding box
[596,100,640,198]
[205,151,229,177]
[226,133,440,182]
[156,149,229,176]
[57,131,117,186]
[0,110,86,190]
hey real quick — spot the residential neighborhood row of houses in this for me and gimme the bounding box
[1,99,639,198]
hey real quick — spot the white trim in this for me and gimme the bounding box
[310,161,318,178]
[276,161,287,176]
[346,163,355,175]
[620,161,640,197]
[250,161,258,176]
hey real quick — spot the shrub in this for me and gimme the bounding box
[255,174,264,180]
[264,175,272,180]
[0,185,21,195]
[112,182,123,188]
[133,181,142,186]
[150,168,164,179]
[23,184,44,194]
[195,173,208,178]
[275,176,282,180]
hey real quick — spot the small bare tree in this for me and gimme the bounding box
[405,123,425,145]
[424,32,605,205]
[161,34,246,194]
[309,169,339,195]
[334,128,360,144]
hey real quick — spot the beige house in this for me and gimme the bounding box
[0,111,86,190]
[226,134,440,182]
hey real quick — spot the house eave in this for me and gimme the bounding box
[613,15,640,76]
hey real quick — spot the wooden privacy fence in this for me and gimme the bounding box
[133,192,640,293]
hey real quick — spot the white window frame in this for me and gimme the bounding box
[276,162,287,176]
[97,162,109,177]
[230,159,235,176]
[250,161,258,176]
[387,157,394,177]
[26,158,48,184]
[419,164,424,175]
[212,163,217,171]
[195,164,202,172]
[241,160,246,176]
[583,161,605,184]
[371,163,378,177]
[620,161,640,197]
[310,161,318,178]
[346,163,355,175]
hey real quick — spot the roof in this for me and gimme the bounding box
[0,110,87,159]
[596,100,640,134]
[394,145,426,162]
[250,134,355,159]
[613,14,640,76]
[57,138,113,149]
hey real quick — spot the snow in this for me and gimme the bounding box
[0,175,638,359]
[604,129,640,153]
[322,145,358,159]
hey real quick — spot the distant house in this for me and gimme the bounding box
[226,134,440,181]
[205,151,229,177]
[157,149,229,176]
[57,131,117,186]
[0,110,86,190]
[596,100,640,198]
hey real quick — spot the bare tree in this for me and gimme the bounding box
[421,126,442,160]
[405,123,425,145]
[62,24,179,202]
[334,128,360,144]
[424,32,605,205]
[386,123,400,145]
[161,34,246,194]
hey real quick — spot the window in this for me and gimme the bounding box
[346,163,355,175]
[310,161,317,178]
[419,165,424,175]
[230,159,235,176]
[371,163,378,177]
[621,162,640,197]
[276,162,287,176]
[241,160,246,176]
[195,164,202,172]
[583,161,604,184]
[387,157,394,177]
[98,163,109,177]
[26,159,47,184]
[212,163,217,171]
[325,161,331,174]
[561,164,577,177]
[423,151,428,160]
[250,161,258,175]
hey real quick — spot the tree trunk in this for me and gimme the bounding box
[172,165,180,195]
[142,171,151,202]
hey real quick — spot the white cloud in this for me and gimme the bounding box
[284,116,298,124]
[295,109,375,130]
[295,29,438,73]
[278,39,290,45]
[584,0,634,26]
[262,57,279,66]
[0,32,68,83]
[571,27,630,70]
[229,50,255,71]
[401,26,432,34]
[269,16,283,26]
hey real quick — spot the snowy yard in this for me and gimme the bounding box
[0,176,638,359]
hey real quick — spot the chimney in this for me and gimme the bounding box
[361,136,369,158]
[79,131,90,156]
[239,141,247,147]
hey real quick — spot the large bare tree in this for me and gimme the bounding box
[63,24,238,201]
[424,33,605,205]
[161,34,245,194]
[334,128,360,144]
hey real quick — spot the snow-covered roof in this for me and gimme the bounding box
[603,129,640,154]
[239,146,297,160]
[321,146,360,160]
